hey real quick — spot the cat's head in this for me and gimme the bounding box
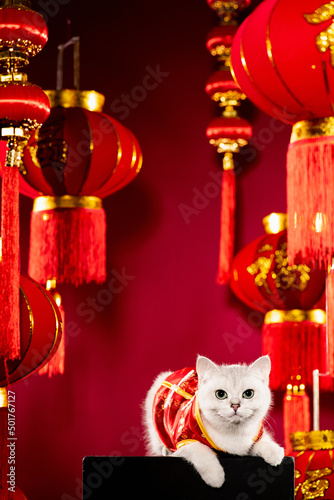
[196,355,271,428]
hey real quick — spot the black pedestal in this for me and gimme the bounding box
[82,455,294,500]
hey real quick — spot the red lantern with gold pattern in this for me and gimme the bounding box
[291,431,334,500]
[230,213,330,391]
[19,89,142,286]
[230,0,334,376]
[230,213,326,314]
[230,0,334,124]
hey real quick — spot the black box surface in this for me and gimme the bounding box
[82,455,294,500]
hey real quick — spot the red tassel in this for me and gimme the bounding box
[262,312,332,390]
[39,286,65,376]
[326,268,334,377]
[287,135,334,269]
[217,153,236,284]
[28,203,106,286]
[0,163,20,361]
[283,381,310,455]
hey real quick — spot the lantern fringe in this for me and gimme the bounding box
[262,320,332,391]
[217,160,236,284]
[0,165,20,360]
[28,207,107,286]
[287,136,334,269]
[327,268,334,377]
[39,302,65,377]
[283,385,310,455]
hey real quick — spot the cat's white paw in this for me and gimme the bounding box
[198,462,225,488]
[259,442,285,467]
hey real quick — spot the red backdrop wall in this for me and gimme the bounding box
[6,1,333,498]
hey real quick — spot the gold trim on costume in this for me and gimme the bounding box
[33,195,102,212]
[161,381,193,400]
[264,309,326,325]
[195,398,224,451]
[0,387,8,408]
[291,117,334,143]
[290,430,334,451]
[176,439,199,449]
[45,90,105,112]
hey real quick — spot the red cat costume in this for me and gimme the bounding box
[153,367,264,452]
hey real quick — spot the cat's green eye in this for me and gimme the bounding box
[242,389,254,399]
[215,390,227,400]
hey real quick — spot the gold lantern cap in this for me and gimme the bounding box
[262,212,287,234]
[290,430,334,451]
[45,90,105,112]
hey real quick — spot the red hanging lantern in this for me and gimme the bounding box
[207,0,251,21]
[230,0,334,375]
[205,1,252,285]
[0,272,62,498]
[206,24,239,61]
[19,89,142,286]
[291,431,334,499]
[0,272,63,386]
[206,115,252,284]
[230,213,330,390]
[0,0,50,363]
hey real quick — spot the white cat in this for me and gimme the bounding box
[143,355,284,488]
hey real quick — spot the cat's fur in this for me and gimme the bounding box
[143,355,284,488]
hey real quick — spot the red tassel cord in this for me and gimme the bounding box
[287,135,334,269]
[0,163,20,361]
[283,381,310,455]
[262,315,332,391]
[326,267,334,377]
[217,153,236,284]
[29,205,106,286]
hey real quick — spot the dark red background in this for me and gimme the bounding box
[5,1,333,498]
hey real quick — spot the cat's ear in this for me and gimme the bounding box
[249,355,271,382]
[196,355,218,382]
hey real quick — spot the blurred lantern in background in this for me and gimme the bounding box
[38,278,65,377]
[230,213,332,453]
[230,0,334,376]
[230,213,328,390]
[0,0,50,368]
[18,37,143,287]
[205,0,252,285]
[292,431,334,499]
[0,272,63,498]
[0,0,50,365]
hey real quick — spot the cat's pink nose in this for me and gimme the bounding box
[231,404,240,412]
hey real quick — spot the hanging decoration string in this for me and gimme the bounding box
[205,0,252,284]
